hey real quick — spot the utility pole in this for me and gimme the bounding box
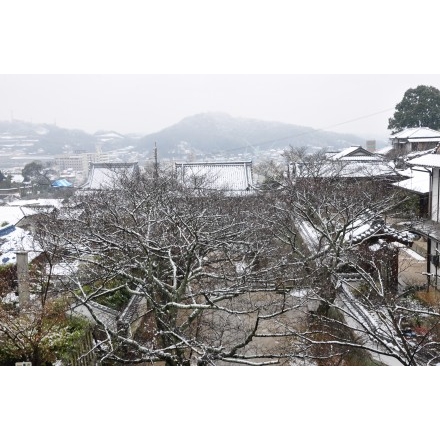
[154,142,158,179]
[16,251,30,308]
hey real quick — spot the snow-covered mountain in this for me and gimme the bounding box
[0,114,386,163]
[135,112,376,160]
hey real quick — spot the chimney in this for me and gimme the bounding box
[15,251,30,307]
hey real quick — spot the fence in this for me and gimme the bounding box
[69,330,96,366]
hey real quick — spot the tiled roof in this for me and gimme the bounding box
[81,162,139,189]
[376,145,394,155]
[349,219,412,246]
[407,154,440,168]
[331,146,375,160]
[408,137,440,143]
[70,301,119,332]
[0,226,41,265]
[175,161,253,192]
[0,206,37,226]
[294,161,397,179]
[392,169,430,194]
[390,127,440,139]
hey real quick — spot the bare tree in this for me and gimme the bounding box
[29,156,440,366]
[34,170,305,365]
[269,149,440,365]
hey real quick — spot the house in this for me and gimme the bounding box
[406,152,440,288]
[80,162,139,190]
[175,161,254,194]
[376,145,395,157]
[392,166,430,217]
[68,294,149,338]
[291,146,399,182]
[0,203,60,267]
[326,146,384,162]
[296,210,412,290]
[389,127,440,155]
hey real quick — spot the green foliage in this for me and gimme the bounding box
[0,298,91,366]
[52,316,93,365]
[396,193,421,218]
[0,173,13,189]
[0,315,91,366]
[0,263,17,295]
[388,85,440,132]
[22,161,44,181]
[78,278,132,311]
[97,287,131,310]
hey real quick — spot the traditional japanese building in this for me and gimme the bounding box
[175,161,253,194]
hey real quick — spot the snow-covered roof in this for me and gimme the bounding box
[347,218,412,246]
[405,148,437,161]
[407,154,440,168]
[376,145,394,155]
[175,161,253,192]
[0,206,37,226]
[7,198,64,209]
[390,127,440,139]
[297,213,412,253]
[408,137,440,143]
[81,162,139,190]
[0,226,41,265]
[294,161,397,179]
[330,146,377,161]
[70,301,119,332]
[392,169,430,194]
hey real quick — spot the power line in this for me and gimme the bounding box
[215,107,395,154]
[319,107,395,131]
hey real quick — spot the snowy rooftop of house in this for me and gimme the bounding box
[407,154,440,168]
[347,217,412,246]
[404,148,437,162]
[7,198,64,209]
[294,160,397,179]
[392,168,430,194]
[390,127,440,139]
[69,301,119,332]
[330,146,381,161]
[376,145,394,155]
[81,162,139,190]
[0,226,41,265]
[408,137,440,143]
[296,213,412,253]
[0,206,38,226]
[175,161,253,192]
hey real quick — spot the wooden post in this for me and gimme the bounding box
[16,251,30,308]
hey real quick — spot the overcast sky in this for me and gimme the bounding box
[2,2,440,143]
[2,74,440,140]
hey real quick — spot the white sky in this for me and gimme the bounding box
[2,74,440,139]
